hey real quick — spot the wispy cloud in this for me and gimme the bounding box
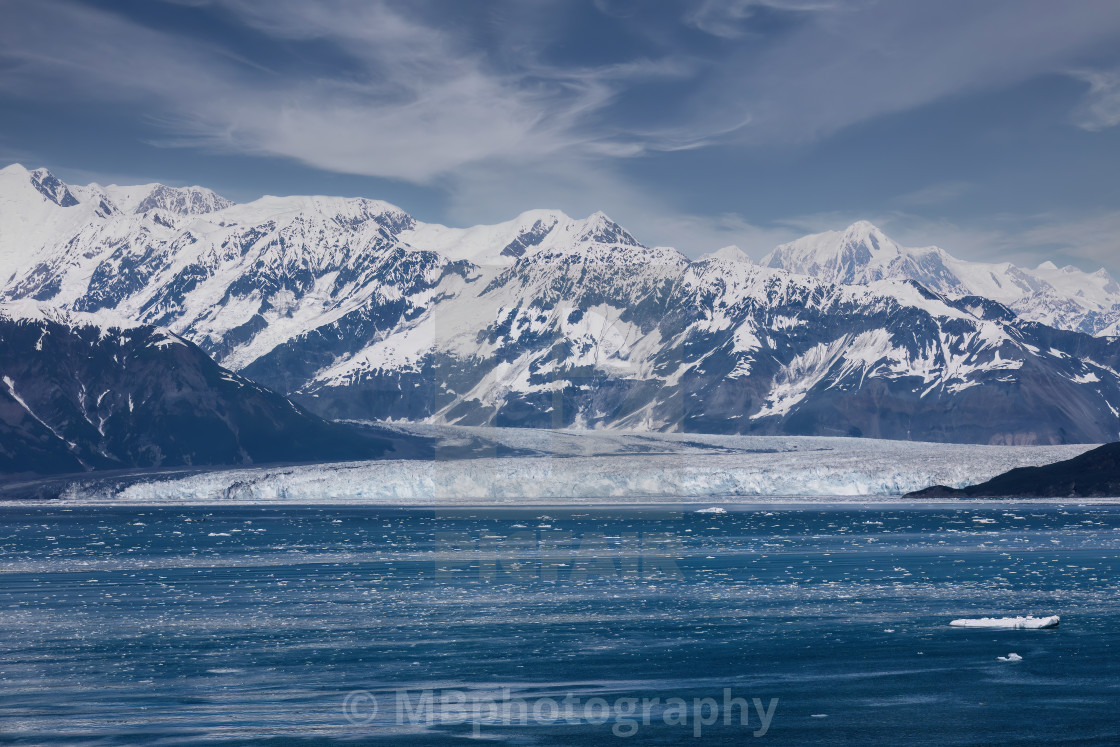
[0,0,690,183]
[1070,67,1120,130]
[685,0,841,39]
[2,0,1120,264]
[683,0,1120,146]
[8,0,1119,182]
[441,154,797,258]
[1011,210,1120,271]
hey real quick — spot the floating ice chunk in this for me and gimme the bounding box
[949,615,1059,629]
[695,507,727,514]
[998,653,1023,661]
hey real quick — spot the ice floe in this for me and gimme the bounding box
[949,616,1059,629]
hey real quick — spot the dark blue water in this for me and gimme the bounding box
[1,503,1118,745]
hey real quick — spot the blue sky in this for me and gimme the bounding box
[2,0,1120,272]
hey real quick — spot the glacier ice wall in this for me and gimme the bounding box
[59,431,1093,504]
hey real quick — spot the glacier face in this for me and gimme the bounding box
[2,163,1120,444]
[58,428,1093,503]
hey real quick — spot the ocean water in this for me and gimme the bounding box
[1,502,1118,745]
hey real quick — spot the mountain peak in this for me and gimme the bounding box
[575,210,642,247]
[0,163,30,177]
[1,164,238,217]
[26,167,80,208]
[701,245,753,263]
[101,182,235,216]
[842,219,886,237]
[513,208,571,225]
[135,184,234,215]
[762,221,907,284]
[838,220,897,253]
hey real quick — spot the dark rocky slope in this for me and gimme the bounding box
[0,316,420,476]
[906,442,1120,498]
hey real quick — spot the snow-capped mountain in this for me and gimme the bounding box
[763,220,1120,336]
[0,164,232,287]
[2,163,1120,445]
[0,311,410,474]
[89,182,234,216]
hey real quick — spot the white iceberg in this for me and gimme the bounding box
[695,507,728,514]
[949,616,1059,629]
[998,653,1023,661]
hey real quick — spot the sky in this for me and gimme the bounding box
[1,0,1119,272]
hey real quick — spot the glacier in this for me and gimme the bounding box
[56,429,1093,504]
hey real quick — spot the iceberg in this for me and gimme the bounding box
[998,653,1023,661]
[949,616,1059,629]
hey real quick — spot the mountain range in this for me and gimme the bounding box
[1,162,1119,465]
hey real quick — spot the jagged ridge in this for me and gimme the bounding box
[2,163,1120,445]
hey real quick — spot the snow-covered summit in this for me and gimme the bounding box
[27,166,81,207]
[764,221,1120,336]
[764,221,961,289]
[398,208,646,266]
[0,164,122,284]
[701,246,753,264]
[1,163,235,218]
[98,182,235,215]
[399,208,570,264]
